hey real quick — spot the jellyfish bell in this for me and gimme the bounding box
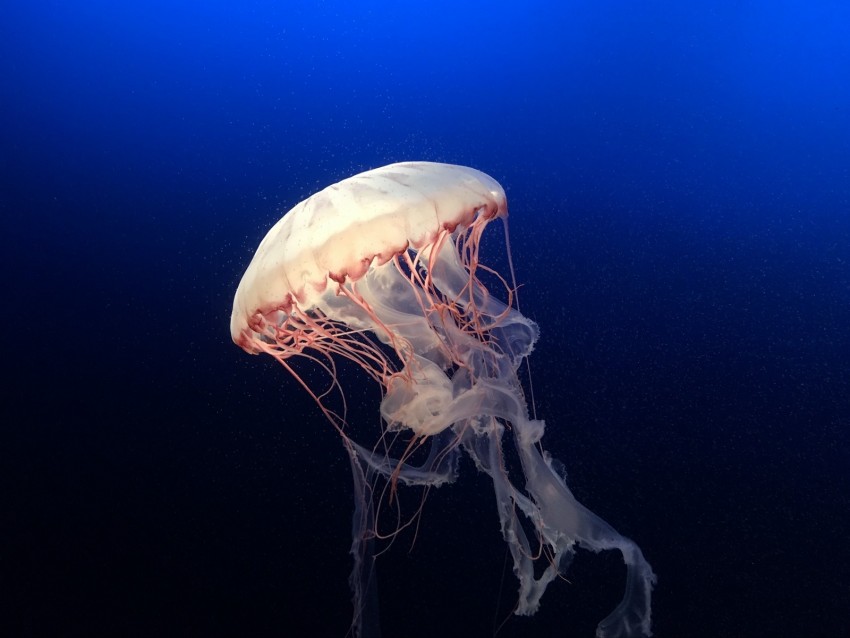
[230,162,505,348]
[231,161,655,637]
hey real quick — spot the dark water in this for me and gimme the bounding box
[3,2,848,637]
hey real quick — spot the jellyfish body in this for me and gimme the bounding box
[231,162,655,637]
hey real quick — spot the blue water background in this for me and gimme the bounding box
[2,1,848,637]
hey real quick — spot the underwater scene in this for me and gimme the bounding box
[3,1,848,637]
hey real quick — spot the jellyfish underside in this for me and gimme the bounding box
[232,163,655,637]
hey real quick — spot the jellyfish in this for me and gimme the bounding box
[230,162,655,637]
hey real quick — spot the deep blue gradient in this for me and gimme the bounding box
[3,1,848,637]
